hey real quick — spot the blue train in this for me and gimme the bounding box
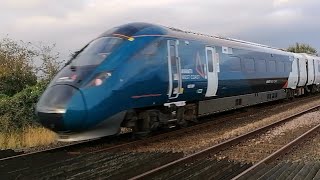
[36,22,320,141]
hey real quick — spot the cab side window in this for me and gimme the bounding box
[140,41,160,56]
[134,41,161,59]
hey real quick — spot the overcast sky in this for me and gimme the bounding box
[1,0,319,60]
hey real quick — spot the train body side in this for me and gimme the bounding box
[142,37,294,101]
[36,22,320,141]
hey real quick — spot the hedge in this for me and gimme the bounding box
[0,81,47,132]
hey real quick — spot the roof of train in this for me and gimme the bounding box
[100,22,318,58]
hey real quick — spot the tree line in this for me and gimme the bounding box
[287,42,317,55]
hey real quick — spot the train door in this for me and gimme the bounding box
[312,59,316,84]
[295,54,307,87]
[306,58,309,85]
[315,58,320,85]
[167,40,182,99]
[316,59,320,85]
[307,58,316,85]
[286,55,298,89]
[300,58,308,86]
[305,54,316,85]
[205,47,219,97]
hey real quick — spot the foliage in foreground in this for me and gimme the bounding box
[0,37,62,136]
[0,37,64,149]
[0,81,48,133]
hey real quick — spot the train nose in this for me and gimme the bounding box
[37,111,66,131]
[36,85,87,132]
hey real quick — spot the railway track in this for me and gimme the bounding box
[1,93,317,161]
[1,95,319,179]
[0,107,259,179]
[129,104,320,180]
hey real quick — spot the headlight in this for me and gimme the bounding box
[85,72,112,87]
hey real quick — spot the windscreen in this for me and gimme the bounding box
[71,37,123,66]
[37,85,76,111]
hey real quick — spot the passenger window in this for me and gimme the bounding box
[140,42,160,56]
[170,45,176,66]
[277,61,285,72]
[285,62,292,72]
[207,50,214,72]
[268,61,276,72]
[244,58,255,72]
[255,59,266,72]
[229,56,241,72]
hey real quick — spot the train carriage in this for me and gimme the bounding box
[36,22,320,141]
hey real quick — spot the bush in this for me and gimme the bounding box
[0,94,8,99]
[0,37,61,133]
[0,38,38,96]
[0,81,48,132]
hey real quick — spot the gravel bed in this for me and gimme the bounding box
[129,98,320,155]
[214,110,320,163]
[280,129,320,162]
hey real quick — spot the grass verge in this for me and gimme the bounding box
[0,126,56,150]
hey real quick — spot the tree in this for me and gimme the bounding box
[0,37,64,96]
[35,43,63,81]
[287,43,318,55]
[0,38,37,96]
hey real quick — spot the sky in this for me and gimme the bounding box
[1,0,319,61]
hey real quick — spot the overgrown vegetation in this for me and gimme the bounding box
[0,82,47,131]
[287,42,318,55]
[0,37,62,149]
[0,38,37,96]
[0,126,56,150]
